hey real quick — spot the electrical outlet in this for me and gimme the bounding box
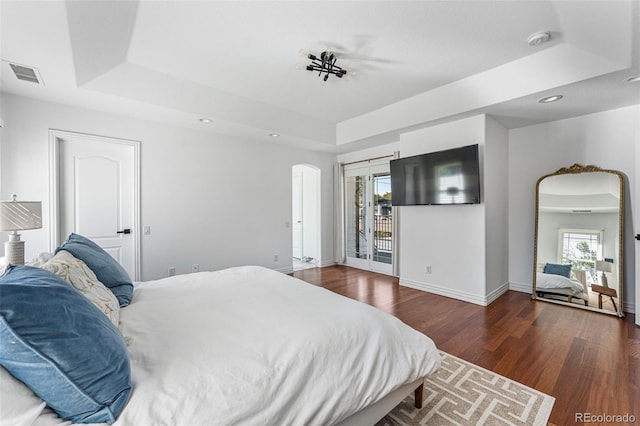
[143,226,151,235]
[426,266,432,274]
[168,267,176,277]
[273,254,278,262]
[192,264,199,273]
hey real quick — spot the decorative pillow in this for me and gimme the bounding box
[56,233,133,307]
[543,263,572,278]
[41,251,120,327]
[0,265,131,424]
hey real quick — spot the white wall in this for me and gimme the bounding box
[0,94,336,280]
[337,142,400,165]
[338,115,509,305]
[508,105,638,313]
[398,116,485,301]
[398,115,509,304]
[484,116,509,299]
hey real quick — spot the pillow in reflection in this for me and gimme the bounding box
[543,263,572,278]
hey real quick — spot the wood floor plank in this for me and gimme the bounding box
[292,265,639,425]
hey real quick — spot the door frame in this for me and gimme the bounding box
[48,129,141,280]
[343,159,393,275]
[291,164,321,269]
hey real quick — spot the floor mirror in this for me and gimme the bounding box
[532,164,624,317]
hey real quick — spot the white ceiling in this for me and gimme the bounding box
[1,0,639,153]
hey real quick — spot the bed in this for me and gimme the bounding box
[0,234,441,426]
[536,270,589,305]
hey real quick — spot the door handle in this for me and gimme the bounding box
[636,234,640,241]
[117,229,131,235]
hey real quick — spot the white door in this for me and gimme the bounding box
[345,164,369,271]
[344,161,393,275]
[51,130,140,280]
[292,171,303,259]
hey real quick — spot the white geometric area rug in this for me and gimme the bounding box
[377,351,555,426]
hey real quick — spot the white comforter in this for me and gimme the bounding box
[35,266,440,425]
[536,272,585,295]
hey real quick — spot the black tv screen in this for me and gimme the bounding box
[390,144,480,206]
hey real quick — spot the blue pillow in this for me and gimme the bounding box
[543,263,572,278]
[56,233,133,306]
[0,265,131,424]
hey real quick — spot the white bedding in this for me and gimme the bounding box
[31,266,440,425]
[536,272,585,296]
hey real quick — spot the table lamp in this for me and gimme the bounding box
[595,259,614,288]
[0,194,42,265]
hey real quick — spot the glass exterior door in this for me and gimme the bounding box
[372,172,392,268]
[344,161,393,274]
[345,169,369,269]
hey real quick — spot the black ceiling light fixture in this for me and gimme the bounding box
[299,48,352,81]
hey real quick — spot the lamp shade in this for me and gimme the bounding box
[595,259,614,273]
[0,199,42,231]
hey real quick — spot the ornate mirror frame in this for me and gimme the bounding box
[532,164,624,317]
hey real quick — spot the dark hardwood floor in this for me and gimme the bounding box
[292,265,639,425]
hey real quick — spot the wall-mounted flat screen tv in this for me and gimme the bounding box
[390,144,481,206]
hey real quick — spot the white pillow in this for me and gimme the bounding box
[41,251,120,327]
[0,365,46,425]
[27,252,55,267]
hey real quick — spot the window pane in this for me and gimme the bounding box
[560,231,600,285]
[373,173,392,264]
[346,175,367,260]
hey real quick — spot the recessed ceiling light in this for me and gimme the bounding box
[269,133,280,137]
[199,118,213,123]
[527,31,551,46]
[538,95,563,103]
[625,75,640,83]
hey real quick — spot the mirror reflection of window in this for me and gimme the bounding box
[436,162,464,204]
[558,229,602,286]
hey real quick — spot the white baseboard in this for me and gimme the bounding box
[487,282,510,305]
[622,300,635,314]
[275,266,294,274]
[399,278,509,306]
[284,260,337,273]
[509,281,533,294]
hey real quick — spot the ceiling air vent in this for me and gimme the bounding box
[9,63,42,84]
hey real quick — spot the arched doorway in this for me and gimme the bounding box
[292,164,321,271]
